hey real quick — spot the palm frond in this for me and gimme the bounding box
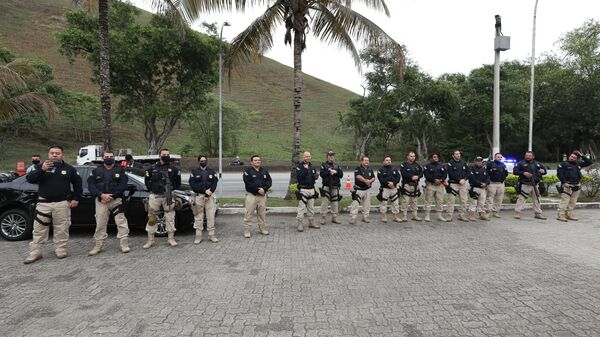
[312,2,402,74]
[225,1,285,67]
[0,65,27,99]
[334,0,390,17]
[0,92,57,122]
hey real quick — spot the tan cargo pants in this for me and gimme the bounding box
[424,182,445,212]
[94,198,129,241]
[296,188,316,220]
[557,184,580,217]
[320,186,340,217]
[379,187,399,215]
[400,185,419,215]
[486,182,505,213]
[515,184,542,214]
[146,193,176,234]
[350,189,371,217]
[29,200,71,254]
[468,187,487,213]
[447,182,469,217]
[243,193,267,231]
[192,194,216,236]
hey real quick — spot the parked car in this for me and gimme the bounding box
[0,166,208,241]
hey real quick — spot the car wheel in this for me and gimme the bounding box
[155,211,168,237]
[0,209,32,241]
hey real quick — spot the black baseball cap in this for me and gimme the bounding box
[475,156,483,161]
[327,150,335,156]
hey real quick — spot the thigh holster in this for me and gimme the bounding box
[34,209,52,226]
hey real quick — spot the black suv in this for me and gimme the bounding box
[0,166,198,241]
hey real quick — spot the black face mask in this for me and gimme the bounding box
[199,161,207,168]
[104,158,115,166]
[32,160,40,165]
[161,155,171,163]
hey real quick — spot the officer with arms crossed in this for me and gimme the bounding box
[400,151,423,222]
[556,150,592,222]
[24,145,82,264]
[319,150,343,225]
[446,150,469,222]
[243,155,272,238]
[486,153,508,218]
[513,151,547,220]
[349,156,376,224]
[423,153,447,222]
[143,148,181,248]
[87,150,130,255]
[377,155,402,223]
[189,155,219,243]
[467,156,491,221]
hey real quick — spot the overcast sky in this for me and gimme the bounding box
[129,0,599,94]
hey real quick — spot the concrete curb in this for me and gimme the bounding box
[217,202,600,215]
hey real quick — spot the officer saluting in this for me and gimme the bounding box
[423,153,447,222]
[24,145,82,264]
[87,150,130,255]
[377,155,402,223]
[189,155,219,243]
[486,153,509,218]
[513,151,547,220]
[400,151,423,222]
[319,150,343,225]
[350,156,375,224]
[243,155,272,238]
[143,148,181,248]
[295,151,320,232]
[556,150,592,222]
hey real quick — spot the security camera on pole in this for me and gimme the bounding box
[493,15,510,156]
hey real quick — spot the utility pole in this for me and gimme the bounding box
[493,15,510,156]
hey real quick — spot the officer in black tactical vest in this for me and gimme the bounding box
[400,151,423,222]
[467,156,491,221]
[350,156,376,224]
[319,150,343,225]
[556,150,592,222]
[513,151,547,220]
[143,148,181,248]
[423,153,447,222]
[87,150,130,256]
[189,155,219,243]
[295,151,320,232]
[446,150,469,222]
[377,155,402,223]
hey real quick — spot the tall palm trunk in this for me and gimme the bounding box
[285,27,304,199]
[98,0,112,150]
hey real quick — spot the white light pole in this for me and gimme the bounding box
[218,21,230,197]
[528,0,539,151]
[493,15,510,156]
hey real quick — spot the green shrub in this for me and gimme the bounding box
[505,174,519,187]
[289,183,299,199]
[581,169,600,198]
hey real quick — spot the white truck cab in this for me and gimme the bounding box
[77,145,181,166]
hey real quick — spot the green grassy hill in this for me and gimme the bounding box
[0,0,357,170]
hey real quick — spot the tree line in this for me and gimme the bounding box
[340,19,600,163]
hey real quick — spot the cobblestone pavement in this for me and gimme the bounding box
[1,210,600,337]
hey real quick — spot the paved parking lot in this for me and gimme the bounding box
[1,210,600,337]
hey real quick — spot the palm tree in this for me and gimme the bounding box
[224,0,403,195]
[0,58,57,122]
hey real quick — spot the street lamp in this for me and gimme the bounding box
[528,0,540,151]
[492,15,510,156]
[218,21,230,197]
